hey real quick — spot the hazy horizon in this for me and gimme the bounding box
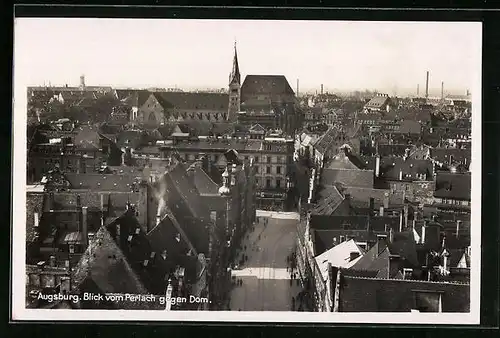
[15,19,481,96]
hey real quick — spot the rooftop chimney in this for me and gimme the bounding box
[456,220,462,238]
[375,155,380,178]
[388,254,401,279]
[350,252,360,261]
[425,71,429,98]
[80,75,85,89]
[82,206,88,247]
[49,255,56,268]
[421,220,427,244]
[383,193,389,209]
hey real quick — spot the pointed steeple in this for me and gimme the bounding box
[229,40,241,85]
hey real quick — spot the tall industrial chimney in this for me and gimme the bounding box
[296,79,299,96]
[321,84,324,95]
[441,81,444,100]
[417,84,419,97]
[425,71,429,98]
[80,74,86,90]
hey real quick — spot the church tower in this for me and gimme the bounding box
[228,42,241,121]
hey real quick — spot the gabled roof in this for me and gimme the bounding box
[310,215,370,231]
[249,123,266,133]
[395,120,422,134]
[64,173,139,191]
[315,239,364,281]
[152,92,229,111]
[434,172,471,200]
[320,167,374,188]
[241,75,295,100]
[72,224,149,295]
[325,150,367,170]
[337,272,470,312]
[73,124,101,149]
[349,233,418,277]
[313,126,345,155]
[378,157,433,181]
[429,148,471,166]
[116,130,147,149]
[311,185,347,216]
[377,144,412,157]
[192,166,220,196]
[364,96,390,109]
[161,162,211,254]
[336,185,405,208]
[224,149,242,165]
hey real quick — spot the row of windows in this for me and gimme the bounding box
[255,165,283,175]
[435,198,470,206]
[256,177,283,189]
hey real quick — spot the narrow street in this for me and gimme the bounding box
[229,211,304,311]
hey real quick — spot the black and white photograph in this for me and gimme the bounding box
[12,18,481,324]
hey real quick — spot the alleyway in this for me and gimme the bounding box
[229,211,305,311]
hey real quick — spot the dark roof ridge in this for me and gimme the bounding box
[342,273,470,285]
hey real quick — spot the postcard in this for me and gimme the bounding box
[12,18,481,324]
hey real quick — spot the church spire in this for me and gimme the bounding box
[229,40,240,85]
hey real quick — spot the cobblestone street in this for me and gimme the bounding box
[229,212,304,311]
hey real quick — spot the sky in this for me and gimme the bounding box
[14,18,481,96]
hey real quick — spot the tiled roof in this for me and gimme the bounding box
[162,163,211,254]
[315,239,364,281]
[364,96,390,109]
[325,151,365,170]
[223,149,242,165]
[377,144,412,157]
[116,130,147,149]
[394,107,432,123]
[320,168,374,188]
[64,173,140,191]
[241,75,295,101]
[336,185,405,208]
[153,92,229,111]
[192,166,220,196]
[434,172,471,200]
[146,214,192,269]
[105,212,175,295]
[312,229,371,256]
[73,125,101,149]
[313,126,345,155]
[395,120,422,134]
[51,192,140,212]
[72,224,148,295]
[310,215,370,231]
[311,186,347,216]
[378,157,433,181]
[429,148,471,166]
[338,273,470,312]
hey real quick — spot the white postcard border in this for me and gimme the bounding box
[11,19,482,324]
